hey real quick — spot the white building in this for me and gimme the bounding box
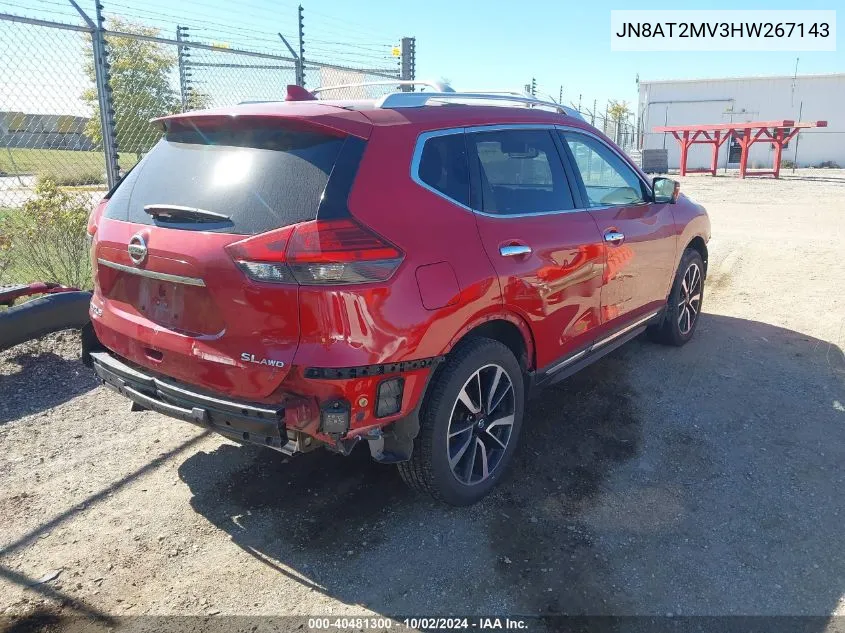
[638,73,844,170]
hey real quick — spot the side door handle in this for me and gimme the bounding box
[604,230,625,245]
[500,244,532,257]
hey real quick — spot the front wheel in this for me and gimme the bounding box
[648,248,705,346]
[397,338,525,505]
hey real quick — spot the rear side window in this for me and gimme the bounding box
[416,133,469,207]
[467,129,575,215]
[105,125,345,234]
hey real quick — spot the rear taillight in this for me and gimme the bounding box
[87,198,107,237]
[87,198,107,248]
[226,219,404,285]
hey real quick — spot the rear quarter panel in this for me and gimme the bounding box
[293,122,504,369]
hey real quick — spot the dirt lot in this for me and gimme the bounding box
[1,169,844,628]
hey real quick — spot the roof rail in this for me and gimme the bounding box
[376,91,584,119]
[312,79,455,96]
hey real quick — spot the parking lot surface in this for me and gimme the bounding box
[1,169,844,626]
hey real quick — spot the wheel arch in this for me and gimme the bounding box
[378,312,534,466]
[444,312,536,372]
[685,235,708,276]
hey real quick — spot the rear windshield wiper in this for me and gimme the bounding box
[144,204,231,224]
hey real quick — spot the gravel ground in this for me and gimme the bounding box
[1,169,844,629]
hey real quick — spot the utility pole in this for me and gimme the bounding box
[176,25,191,111]
[297,5,305,88]
[792,100,803,172]
[559,85,563,104]
[400,37,415,91]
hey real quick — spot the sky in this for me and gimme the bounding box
[123,0,842,108]
[1,0,841,116]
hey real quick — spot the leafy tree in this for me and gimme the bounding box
[607,100,634,145]
[82,18,179,162]
[186,88,212,111]
[608,100,633,123]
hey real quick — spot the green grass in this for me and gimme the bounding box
[0,148,139,185]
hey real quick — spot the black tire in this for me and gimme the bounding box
[647,248,704,346]
[397,337,525,506]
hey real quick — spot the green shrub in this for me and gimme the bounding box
[37,169,105,187]
[1,179,93,289]
[780,159,795,169]
[816,160,841,169]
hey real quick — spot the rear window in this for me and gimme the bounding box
[468,129,575,215]
[105,124,345,235]
[417,133,469,207]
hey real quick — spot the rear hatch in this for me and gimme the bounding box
[92,107,372,400]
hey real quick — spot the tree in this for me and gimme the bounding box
[607,100,633,123]
[607,100,634,146]
[185,88,212,111]
[82,18,179,162]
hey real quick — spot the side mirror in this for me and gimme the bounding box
[653,177,680,204]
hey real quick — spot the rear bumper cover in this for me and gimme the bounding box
[90,351,300,454]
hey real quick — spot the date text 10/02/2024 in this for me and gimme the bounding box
[307,617,529,630]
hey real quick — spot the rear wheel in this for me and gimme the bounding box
[648,248,704,346]
[397,338,524,505]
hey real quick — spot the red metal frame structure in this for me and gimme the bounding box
[653,120,828,179]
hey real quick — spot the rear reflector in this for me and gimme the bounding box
[226,219,404,285]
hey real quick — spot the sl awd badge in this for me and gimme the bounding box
[241,353,285,368]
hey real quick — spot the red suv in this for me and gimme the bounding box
[85,86,710,505]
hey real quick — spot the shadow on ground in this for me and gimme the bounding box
[778,174,845,185]
[178,314,845,619]
[0,349,97,425]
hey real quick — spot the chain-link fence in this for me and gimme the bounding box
[0,4,405,219]
[0,1,641,244]
[0,18,105,206]
[0,2,407,287]
[570,106,637,153]
[530,86,637,154]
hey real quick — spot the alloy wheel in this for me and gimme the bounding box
[678,262,702,335]
[446,363,515,486]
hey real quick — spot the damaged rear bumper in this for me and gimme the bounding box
[90,351,304,455]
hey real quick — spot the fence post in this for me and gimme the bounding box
[400,37,415,91]
[176,25,190,110]
[93,1,119,187]
[70,0,118,187]
[297,5,306,88]
[278,33,302,87]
